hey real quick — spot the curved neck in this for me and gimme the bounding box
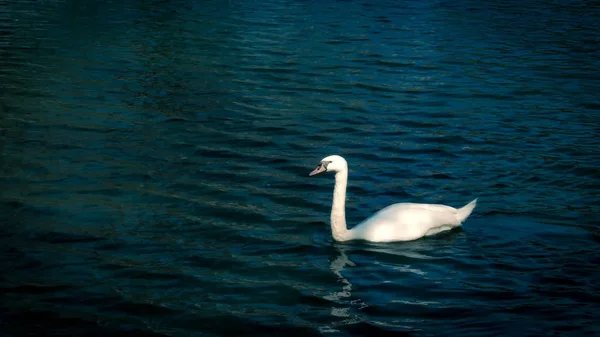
[331,169,350,241]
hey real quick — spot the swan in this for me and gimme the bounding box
[309,155,477,242]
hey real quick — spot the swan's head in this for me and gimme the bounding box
[309,155,348,176]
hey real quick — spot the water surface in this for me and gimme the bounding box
[1,0,599,336]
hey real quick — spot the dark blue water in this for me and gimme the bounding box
[1,0,599,336]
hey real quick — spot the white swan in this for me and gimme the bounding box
[309,155,477,242]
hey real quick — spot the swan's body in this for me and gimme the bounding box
[309,155,477,242]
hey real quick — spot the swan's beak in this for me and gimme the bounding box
[309,164,326,176]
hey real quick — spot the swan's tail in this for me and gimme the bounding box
[456,198,477,223]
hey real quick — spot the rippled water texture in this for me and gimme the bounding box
[1,0,599,336]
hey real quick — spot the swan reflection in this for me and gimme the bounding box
[324,245,355,305]
[320,244,366,332]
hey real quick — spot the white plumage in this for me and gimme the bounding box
[309,155,477,242]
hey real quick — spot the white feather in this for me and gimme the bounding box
[311,155,478,242]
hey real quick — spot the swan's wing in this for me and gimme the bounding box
[352,203,461,241]
[374,203,459,229]
[369,203,459,223]
[395,202,458,214]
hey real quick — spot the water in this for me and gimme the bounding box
[1,0,599,335]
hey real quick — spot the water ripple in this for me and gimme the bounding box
[1,0,599,336]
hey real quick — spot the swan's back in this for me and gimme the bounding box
[349,200,476,242]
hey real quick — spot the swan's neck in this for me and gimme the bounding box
[331,170,351,241]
